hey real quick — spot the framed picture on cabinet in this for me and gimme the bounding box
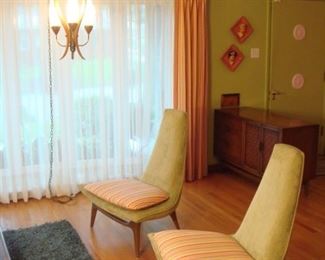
[221,93,240,108]
[221,45,244,72]
[231,16,253,43]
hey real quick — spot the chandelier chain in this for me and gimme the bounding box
[47,2,72,204]
[47,3,54,198]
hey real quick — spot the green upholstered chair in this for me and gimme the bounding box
[149,143,304,260]
[80,109,188,257]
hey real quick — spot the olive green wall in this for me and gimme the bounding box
[208,0,270,164]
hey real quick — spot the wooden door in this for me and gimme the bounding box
[243,123,280,176]
[269,0,325,152]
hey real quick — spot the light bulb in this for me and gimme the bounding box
[49,0,61,26]
[83,0,95,26]
[66,0,80,23]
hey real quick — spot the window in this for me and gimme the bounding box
[0,0,174,203]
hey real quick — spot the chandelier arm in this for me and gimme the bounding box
[78,34,90,47]
[74,20,86,59]
[76,41,86,60]
[59,42,70,60]
[59,22,72,59]
[55,35,67,47]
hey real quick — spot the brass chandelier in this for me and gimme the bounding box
[49,0,95,59]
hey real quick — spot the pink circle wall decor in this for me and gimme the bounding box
[292,73,304,89]
[293,24,306,40]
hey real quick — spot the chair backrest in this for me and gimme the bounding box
[233,144,304,260]
[141,109,188,205]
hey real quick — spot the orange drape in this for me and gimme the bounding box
[173,0,208,181]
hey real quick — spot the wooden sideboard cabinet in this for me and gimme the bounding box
[214,107,319,185]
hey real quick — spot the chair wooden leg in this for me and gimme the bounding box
[130,222,141,257]
[90,204,98,227]
[170,211,180,229]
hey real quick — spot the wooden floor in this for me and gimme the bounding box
[1,172,325,260]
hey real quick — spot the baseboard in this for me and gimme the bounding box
[208,163,260,184]
[208,164,224,173]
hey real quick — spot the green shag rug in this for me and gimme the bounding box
[3,220,92,260]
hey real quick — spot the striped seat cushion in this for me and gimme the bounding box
[149,230,252,260]
[84,179,169,210]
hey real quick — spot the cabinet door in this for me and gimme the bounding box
[214,112,243,165]
[261,127,280,172]
[243,121,261,176]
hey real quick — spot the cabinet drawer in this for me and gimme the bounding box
[218,133,242,165]
[218,116,242,136]
[215,114,243,165]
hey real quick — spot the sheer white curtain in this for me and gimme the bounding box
[0,0,174,203]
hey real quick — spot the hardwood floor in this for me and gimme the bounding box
[0,172,324,259]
